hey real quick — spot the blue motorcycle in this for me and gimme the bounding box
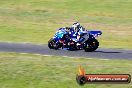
[48,27,102,52]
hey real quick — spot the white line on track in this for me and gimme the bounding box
[100,59,110,60]
[19,52,110,60]
[20,53,29,55]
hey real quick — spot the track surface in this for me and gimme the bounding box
[0,42,131,59]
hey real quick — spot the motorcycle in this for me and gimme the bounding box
[48,27,102,52]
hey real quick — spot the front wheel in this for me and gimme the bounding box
[48,38,59,49]
[83,38,99,52]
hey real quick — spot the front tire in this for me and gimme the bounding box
[48,38,59,49]
[83,38,99,52]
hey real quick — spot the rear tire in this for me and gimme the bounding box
[83,38,99,52]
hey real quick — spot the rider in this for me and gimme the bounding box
[71,22,87,45]
[59,22,87,45]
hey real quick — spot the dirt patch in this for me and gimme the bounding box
[34,9,48,13]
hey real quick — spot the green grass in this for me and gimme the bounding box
[0,52,132,88]
[0,0,132,48]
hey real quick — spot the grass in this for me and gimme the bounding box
[0,0,131,49]
[0,52,132,88]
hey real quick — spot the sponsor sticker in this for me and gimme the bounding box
[76,66,131,85]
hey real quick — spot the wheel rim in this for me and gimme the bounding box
[85,41,97,49]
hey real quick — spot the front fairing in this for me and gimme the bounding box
[53,30,66,41]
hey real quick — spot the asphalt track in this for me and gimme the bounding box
[0,42,131,60]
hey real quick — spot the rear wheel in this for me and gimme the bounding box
[83,38,99,52]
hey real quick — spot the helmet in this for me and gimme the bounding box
[72,22,81,32]
[65,27,71,32]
